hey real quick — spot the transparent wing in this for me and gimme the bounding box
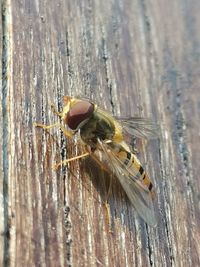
[116,117,160,139]
[97,139,157,226]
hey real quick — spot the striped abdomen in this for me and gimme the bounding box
[117,148,155,198]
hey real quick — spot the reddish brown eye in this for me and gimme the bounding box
[67,100,94,130]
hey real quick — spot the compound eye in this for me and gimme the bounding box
[67,100,94,130]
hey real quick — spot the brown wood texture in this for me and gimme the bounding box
[1,0,200,266]
[0,1,3,265]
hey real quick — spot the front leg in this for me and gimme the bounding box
[34,122,73,138]
[50,104,63,118]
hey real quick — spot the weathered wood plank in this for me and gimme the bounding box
[0,1,4,266]
[1,0,200,266]
[1,1,14,266]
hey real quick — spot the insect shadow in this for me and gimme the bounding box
[80,156,142,233]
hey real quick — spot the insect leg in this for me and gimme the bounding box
[50,104,62,117]
[34,122,59,130]
[34,122,73,138]
[53,152,90,170]
[59,125,74,138]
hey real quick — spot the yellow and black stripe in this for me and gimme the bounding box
[117,147,154,196]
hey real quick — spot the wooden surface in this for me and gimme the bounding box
[1,0,200,266]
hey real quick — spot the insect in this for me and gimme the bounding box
[35,96,159,226]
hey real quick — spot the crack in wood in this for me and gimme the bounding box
[101,33,115,114]
[145,225,153,266]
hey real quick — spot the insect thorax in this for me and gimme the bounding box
[80,110,115,147]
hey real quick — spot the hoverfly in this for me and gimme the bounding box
[35,96,159,226]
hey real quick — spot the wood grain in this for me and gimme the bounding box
[0,2,3,266]
[1,0,200,266]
